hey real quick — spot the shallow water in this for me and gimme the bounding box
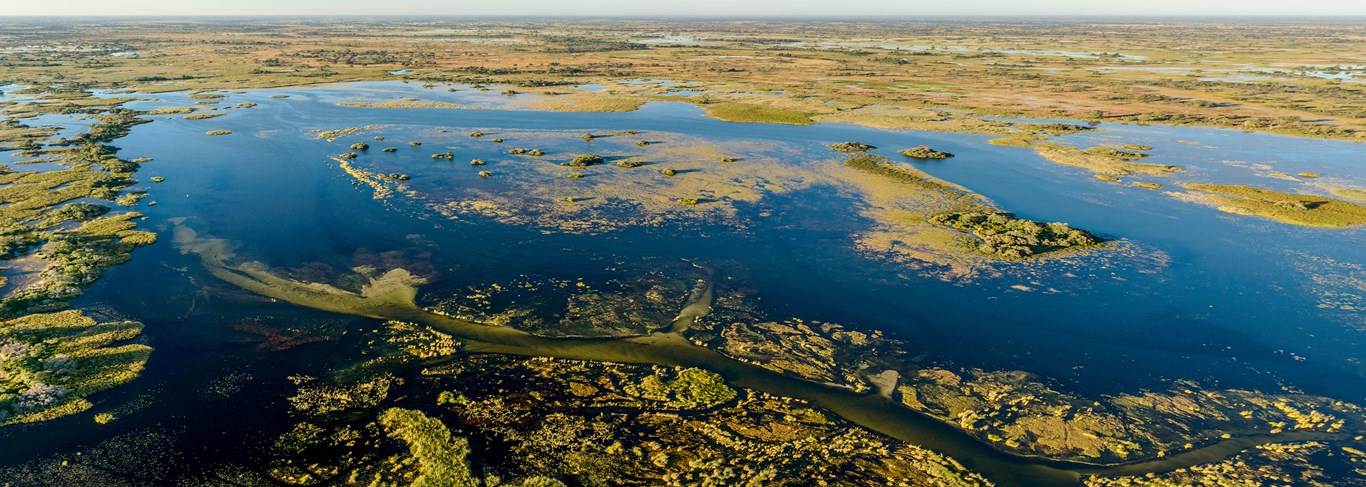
[2,81,1363,483]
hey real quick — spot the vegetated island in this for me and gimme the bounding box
[1185,184,1366,228]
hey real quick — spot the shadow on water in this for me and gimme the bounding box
[181,225,1343,487]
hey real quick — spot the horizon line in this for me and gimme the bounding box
[3,13,1366,19]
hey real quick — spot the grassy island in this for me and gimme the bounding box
[900,145,954,159]
[1,310,151,426]
[1186,184,1366,227]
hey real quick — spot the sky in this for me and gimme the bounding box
[3,0,1366,17]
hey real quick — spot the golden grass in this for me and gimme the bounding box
[531,93,644,113]
[1186,184,1366,228]
[701,103,814,125]
[1035,145,1183,176]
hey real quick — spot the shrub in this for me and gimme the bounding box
[1084,147,1147,160]
[616,159,641,168]
[383,147,398,152]
[581,133,596,141]
[566,173,584,179]
[928,211,1102,259]
[567,154,604,167]
[350,142,369,151]
[635,140,650,147]
[378,408,479,487]
[828,141,876,152]
[478,171,493,178]
[899,145,954,159]
[468,131,483,138]
[661,168,677,176]
[469,159,487,166]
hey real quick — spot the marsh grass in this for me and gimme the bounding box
[0,310,152,426]
[702,103,814,125]
[1186,184,1366,228]
[1035,144,1182,176]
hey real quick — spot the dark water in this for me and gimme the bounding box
[1,82,1362,483]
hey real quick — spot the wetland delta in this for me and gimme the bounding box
[1,16,1365,487]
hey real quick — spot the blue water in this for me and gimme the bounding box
[106,83,1366,401]
[2,81,1361,478]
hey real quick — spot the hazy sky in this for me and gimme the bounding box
[4,0,1366,16]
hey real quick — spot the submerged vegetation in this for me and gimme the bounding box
[843,154,955,191]
[1328,187,1366,203]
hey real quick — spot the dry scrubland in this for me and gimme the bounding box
[0,18,1363,140]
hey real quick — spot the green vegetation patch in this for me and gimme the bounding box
[566,153,604,168]
[623,367,736,409]
[899,145,954,159]
[377,407,480,487]
[928,211,1103,259]
[0,310,151,426]
[843,154,948,192]
[1187,184,1366,228]
[378,407,564,487]
[1083,147,1148,160]
[828,141,877,153]
[702,103,814,125]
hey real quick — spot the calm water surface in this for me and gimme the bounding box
[2,81,1362,481]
